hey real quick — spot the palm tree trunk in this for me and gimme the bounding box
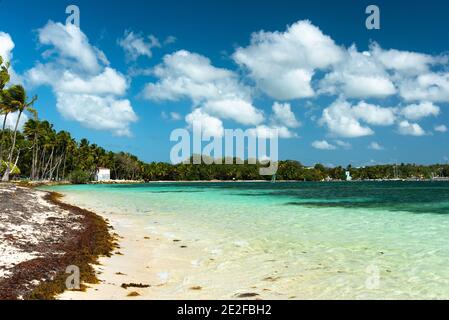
[0,112,9,163]
[2,110,22,181]
[62,151,67,180]
[31,130,38,180]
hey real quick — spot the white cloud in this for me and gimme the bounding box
[0,111,29,131]
[203,99,264,126]
[312,140,336,150]
[368,142,384,150]
[319,99,399,138]
[38,21,105,73]
[143,50,268,129]
[143,50,247,102]
[270,102,300,128]
[320,100,371,138]
[0,31,21,84]
[26,21,137,136]
[400,101,440,120]
[399,72,449,102]
[233,20,344,100]
[118,31,160,61]
[434,124,447,133]
[351,101,396,126]
[185,108,224,137]
[320,46,396,98]
[231,20,449,103]
[0,32,14,63]
[335,140,351,149]
[28,64,128,95]
[247,125,296,139]
[56,93,137,137]
[370,43,442,75]
[397,120,426,136]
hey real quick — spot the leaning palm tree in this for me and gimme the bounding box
[2,85,37,181]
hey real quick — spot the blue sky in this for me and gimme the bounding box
[0,0,448,166]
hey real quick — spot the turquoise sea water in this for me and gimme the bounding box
[44,181,449,299]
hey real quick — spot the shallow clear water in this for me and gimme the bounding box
[44,181,449,299]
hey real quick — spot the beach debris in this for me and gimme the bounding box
[127,291,140,297]
[190,286,202,290]
[121,283,151,289]
[115,272,126,276]
[173,239,181,242]
[262,276,280,282]
[235,292,260,298]
[180,245,188,248]
[144,237,150,240]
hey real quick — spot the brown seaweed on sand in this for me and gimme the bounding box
[0,186,116,300]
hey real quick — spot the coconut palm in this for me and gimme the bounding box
[2,85,37,181]
[0,55,11,164]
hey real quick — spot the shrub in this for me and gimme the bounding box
[68,169,91,184]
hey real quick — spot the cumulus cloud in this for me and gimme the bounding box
[0,32,14,63]
[26,21,137,136]
[233,20,344,100]
[118,31,161,61]
[434,124,447,133]
[37,21,105,73]
[370,43,442,75]
[270,102,300,128]
[247,125,296,139]
[143,50,266,131]
[351,101,396,126]
[312,140,336,150]
[0,111,29,131]
[400,101,440,120]
[399,72,449,102]
[319,100,397,138]
[56,93,137,136]
[143,50,249,102]
[185,108,224,137]
[203,99,264,126]
[0,31,21,83]
[368,142,384,150]
[231,20,449,106]
[320,46,396,98]
[397,120,426,136]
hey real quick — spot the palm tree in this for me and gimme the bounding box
[2,85,37,181]
[0,55,11,164]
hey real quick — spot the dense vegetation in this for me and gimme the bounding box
[1,55,449,183]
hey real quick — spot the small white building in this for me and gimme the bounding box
[345,171,352,181]
[96,168,111,181]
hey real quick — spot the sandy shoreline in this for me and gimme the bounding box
[56,192,272,300]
